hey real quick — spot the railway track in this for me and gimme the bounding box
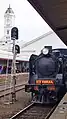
[0,83,26,98]
[10,103,57,119]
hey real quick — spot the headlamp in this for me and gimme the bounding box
[42,48,49,55]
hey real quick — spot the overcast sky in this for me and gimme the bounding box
[0,0,52,42]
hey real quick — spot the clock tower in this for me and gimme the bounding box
[4,4,15,42]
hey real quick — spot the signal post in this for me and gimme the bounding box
[11,27,20,103]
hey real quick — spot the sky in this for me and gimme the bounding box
[0,0,52,42]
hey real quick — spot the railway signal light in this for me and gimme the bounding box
[11,27,18,40]
[15,45,20,54]
[12,45,20,54]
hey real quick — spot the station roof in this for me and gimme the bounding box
[27,0,67,46]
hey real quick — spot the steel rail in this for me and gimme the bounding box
[10,102,34,119]
[10,103,57,119]
[0,83,26,98]
[0,83,26,92]
[45,104,57,119]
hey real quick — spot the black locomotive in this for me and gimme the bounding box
[25,47,67,103]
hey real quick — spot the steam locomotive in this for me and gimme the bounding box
[25,47,67,103]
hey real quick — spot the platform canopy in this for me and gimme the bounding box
[27,0,67,46]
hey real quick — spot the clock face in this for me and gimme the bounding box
[6,17,11,26]
[7,18,10,24]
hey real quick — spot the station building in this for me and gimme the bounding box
[0,5,67,73]
[21,31,67,56]
[0,5,28,73]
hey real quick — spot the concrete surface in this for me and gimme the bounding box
[50,93,67,119]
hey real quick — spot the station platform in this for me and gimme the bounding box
[50,93,67,119]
